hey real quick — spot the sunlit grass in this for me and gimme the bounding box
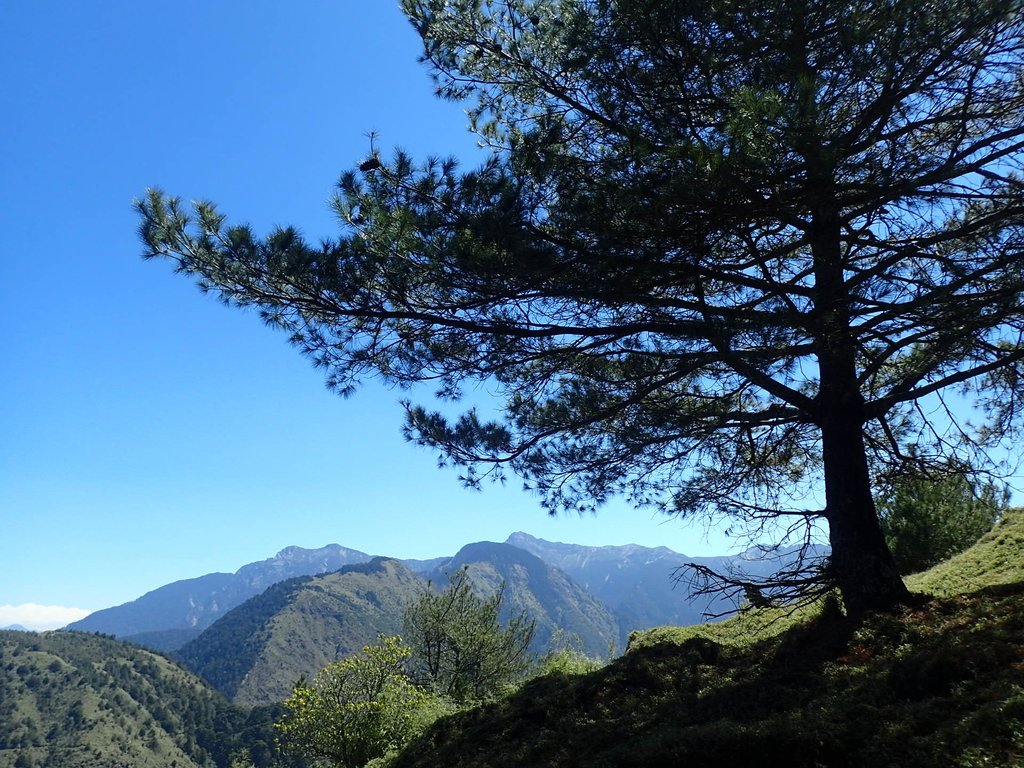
[908,507,1024,597]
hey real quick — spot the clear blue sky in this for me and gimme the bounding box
[0,1,743,630]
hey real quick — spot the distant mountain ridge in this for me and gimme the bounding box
[67,543,375,643]
[506,533,723,637]
[505,532,825,640]
[69,534,827,655]
[428,542,621,657]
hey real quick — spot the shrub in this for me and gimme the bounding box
[878,469,1006,575]
[533,647,604,678]
[276,636,444,768]
[403,568,535,703]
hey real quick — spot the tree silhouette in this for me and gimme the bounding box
[139,0,1024,615]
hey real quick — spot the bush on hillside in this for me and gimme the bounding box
[877,468,1006,575]
[276,636,445,768]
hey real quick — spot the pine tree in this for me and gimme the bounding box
[878,467,1006,575]
[139,0,1024,615]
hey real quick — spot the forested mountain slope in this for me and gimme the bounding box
[176,558,424,705]
[0,630,293,768]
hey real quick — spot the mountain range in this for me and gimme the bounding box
[64,534,823,704]
[168,545,623,704]
[69,534,815,650]
[4,515,1019,767]
[507,533,819,631]
[68,543,375,649]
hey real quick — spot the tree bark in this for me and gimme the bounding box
[811,203,912,616]
[820,398,912,615]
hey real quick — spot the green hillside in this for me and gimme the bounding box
[178,558,427,705]
[389,511,1024,767]
[0,630,292,768]
[180,546,627,705]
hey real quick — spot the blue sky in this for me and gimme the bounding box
[0,1,742,630]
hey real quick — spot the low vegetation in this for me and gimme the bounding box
[276,571,542,767]
[277,637,442,768]
[878,467,1008,575]
[403,567,536,703]
[381,509,1024,767]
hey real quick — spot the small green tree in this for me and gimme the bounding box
[878,470,1006,575]
[276,636,440,768]
[404,568,535,703]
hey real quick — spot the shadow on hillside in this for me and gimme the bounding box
[394,583,1024,767]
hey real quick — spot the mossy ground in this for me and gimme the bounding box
[391,510,1024,767]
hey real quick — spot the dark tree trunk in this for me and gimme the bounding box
[811,201,912,616]
[820,400,912,616]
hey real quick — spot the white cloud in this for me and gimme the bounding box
[0,604,91,632]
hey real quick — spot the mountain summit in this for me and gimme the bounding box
[67,543,374,647]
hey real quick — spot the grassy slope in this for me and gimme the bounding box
[392,511,1024,767]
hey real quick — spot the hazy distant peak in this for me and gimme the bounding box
[426,540,543,576]
[272,545,322,560]
[505,532,549,548]
[236,544,373,582]
[448,540,548,570]
[506,532,684,558]
[456,539,529,555]
[68,542,376,642]
[267,543,368,563]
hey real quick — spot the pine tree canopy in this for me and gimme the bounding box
[139,0,1024,616]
